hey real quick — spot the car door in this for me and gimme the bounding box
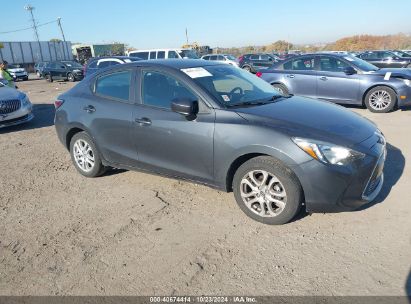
[359,52,381,67]
[316,56,360,104]
[281,56,317,98]
[131,68,215,183]
[86,69,138,166]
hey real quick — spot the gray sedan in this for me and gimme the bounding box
[0,80,33,128]
[257,53,411,113]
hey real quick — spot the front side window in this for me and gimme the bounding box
[250,55,259,60]
[134,52,149,60]
[95,70,131,101]
[87,61,97,69]
[142,71,197,109]
[178,50,199,59]
[319,57,349,72]
[97,61,112,69]
[168,51,179,59]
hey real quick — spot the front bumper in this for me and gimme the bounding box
[11,72,29,80]
[0,105,34,128]
[397,86,411,107]
[293,133,386,213]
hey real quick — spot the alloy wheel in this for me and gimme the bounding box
[369,90,392,111]
[240,170,287,217]
[73,139,95,172]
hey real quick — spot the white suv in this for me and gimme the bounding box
[201,54,240,67]
[127,49,199,60]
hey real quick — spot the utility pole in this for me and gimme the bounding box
[24,4,43,61]
[57,17,69,59]
[185,28,189,45]
[57,17,66,42]
[24,4,39,42]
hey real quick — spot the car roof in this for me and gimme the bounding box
[131,59,222,69]
[88,56,138,61]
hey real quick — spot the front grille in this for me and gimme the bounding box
[0,99,21,114]
[362,149,385,199]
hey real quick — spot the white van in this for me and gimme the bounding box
[127,49,199,60]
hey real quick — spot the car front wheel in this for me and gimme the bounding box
[271,83,289,95]
[233,156,303,225]
[365,86,396,113]
[45,74,53,82]
[70,132,106,177]
[67,72,75,82]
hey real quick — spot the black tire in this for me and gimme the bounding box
[242,65,252,73]
[67,72,75,82]
[23,76,29,81]
[36,71,41,78]
[271,83,289,95]
[232,156,303,225]
[364,86,397,113]
[69,132,106,178]
[45,74,53,82]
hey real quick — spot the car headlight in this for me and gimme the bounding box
[21,95,31,107]
[403,79,411,87]
[292,137,365,166]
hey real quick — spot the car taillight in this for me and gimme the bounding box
[238,56,244,62]
[54,99,65,109]
[83,66,87,76]
[256,71,263,78]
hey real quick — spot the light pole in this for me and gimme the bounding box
[57,17,69,59]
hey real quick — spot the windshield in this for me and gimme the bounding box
[8,64,19,69]
[393,50,410,58]
[178,50,199,59]
[344,55,379,72]
[62,61,83,68]
[187,65,282,107]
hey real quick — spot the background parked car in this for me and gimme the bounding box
[238,53,276,73]
[257,53,411,113]
[42,61,84,82]
[201,54,239,67]
[357,51,411,68]
[7,64,29,81]
[84,56,142,77]
[0,79,33,128]
[34,62,47,78]
[128,48,199,60]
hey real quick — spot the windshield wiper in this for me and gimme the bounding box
[227,96,287,108]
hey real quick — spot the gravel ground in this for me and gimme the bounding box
[0,76,410,296]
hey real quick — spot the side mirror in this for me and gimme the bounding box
[171,98,199,117]
[0,79,8,86]
[343,66,357,75]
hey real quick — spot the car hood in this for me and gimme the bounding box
[369,68,411,79]
[233,96,377,148]
[0,86,23,100]
[8,68,25,73]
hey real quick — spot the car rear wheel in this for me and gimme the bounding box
[271,83,289,95]
[67,73,75,82]
[233,156,303,225]
[45,74,53,82]
[365,86,396,113]
[70,132,106,178]
[242,65,252,73]
[36,71,41,77]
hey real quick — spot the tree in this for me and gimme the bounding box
[265,40,293,52]
[50,38,62,42]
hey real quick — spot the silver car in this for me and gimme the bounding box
[0,80,34,128]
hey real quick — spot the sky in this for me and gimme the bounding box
[2,0,411,48]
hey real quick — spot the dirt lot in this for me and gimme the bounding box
[0,77,410,296]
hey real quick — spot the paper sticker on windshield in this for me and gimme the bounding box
[181,67,212,78]
[344,57,355,62]
[384,72,392,80]
[221,95,231,102]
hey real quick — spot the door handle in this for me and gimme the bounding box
[83,105,96,113]
[287,74,295,78]
[135,117,152,126]
[320,76,328,81]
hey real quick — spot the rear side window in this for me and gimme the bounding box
[150,52,156,59]
[142,71,197,109]
[283,57,315,71]
[250,55,259,60]
[95,71,131,101]
[202,56,210,60]
[157,51,165,59]
[260,55,270,60]
[97,61,112,69]
[210,55,218,61]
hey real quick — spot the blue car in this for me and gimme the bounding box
[257,53,411,113]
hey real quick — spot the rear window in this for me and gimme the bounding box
[95,70,131,101]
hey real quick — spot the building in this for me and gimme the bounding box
[0,41,72,72]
